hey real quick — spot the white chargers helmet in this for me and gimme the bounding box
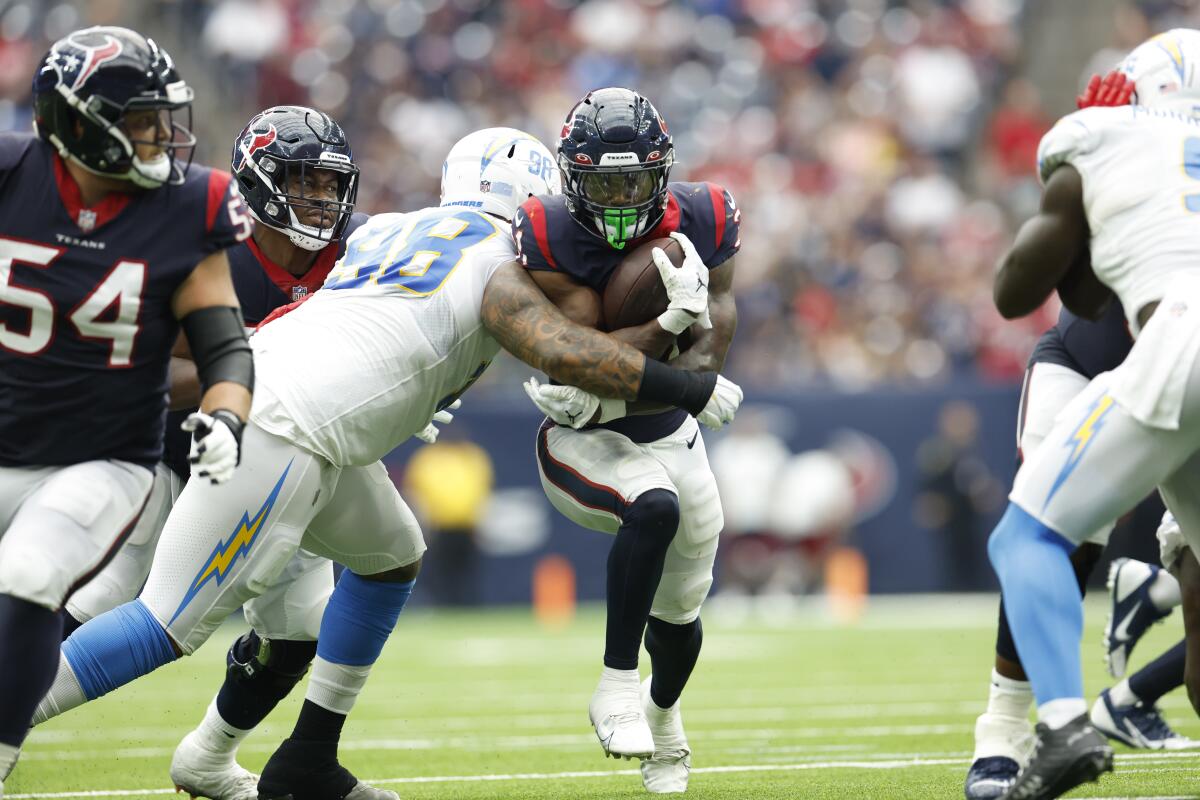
[1121,29,1200,117]
[440,127,561,222]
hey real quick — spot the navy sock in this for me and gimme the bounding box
[216,631,316,730]
[994,542,1101,665]
[1128,639,1186,706]
[605,489,680,670]
[988,503,1084,705]
[645,616,702,709]
[0,595,63,747]
[259,701,357,799]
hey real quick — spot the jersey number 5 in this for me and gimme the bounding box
[0,237,145,366]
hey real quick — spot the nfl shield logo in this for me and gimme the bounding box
[77,209,97,232]
[292,285,308,302]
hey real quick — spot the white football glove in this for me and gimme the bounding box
[415,400,461,444]
[523,377,626,429]
[695,374,743,431]
[182,410,244,485]
[653,231,712,335]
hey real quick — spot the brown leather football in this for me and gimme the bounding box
[601,237,683,331]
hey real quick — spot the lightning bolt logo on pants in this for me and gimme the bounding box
[1044,395,1115,509]
[169,460,293,625]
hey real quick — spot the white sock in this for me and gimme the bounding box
[0,741,18,780]
[1108,678,1137,708]
[194,697,252,755]
[986,669,1034,720]
[599,666,641,687]
[1149,569,1182,611]
[1038,697,1087,730]
[305,656,372,716]
[31,653,86,725]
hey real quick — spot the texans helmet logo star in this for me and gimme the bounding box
[245,125,278,157]
[69,34,123,91]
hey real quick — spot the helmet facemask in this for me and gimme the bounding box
[561,151,673,249]
[238,149,359,251]
[44,79,195,188]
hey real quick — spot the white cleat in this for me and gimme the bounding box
[589,668,655,760]
[170,729,259,800]
[640,677,691,793]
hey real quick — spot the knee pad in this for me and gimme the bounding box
[227,630,317,691]
[0,544,61,609]
[624,489,681,544]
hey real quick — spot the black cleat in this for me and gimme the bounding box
[1001,714,1113,800]
[256,738,398,800]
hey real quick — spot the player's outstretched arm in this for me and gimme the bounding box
[483,260,646,398]
[483,261,739,426]
[994,164,1089,319]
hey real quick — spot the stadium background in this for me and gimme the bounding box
[0,0,1192,603]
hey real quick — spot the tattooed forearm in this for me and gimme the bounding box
[482,261,646,399]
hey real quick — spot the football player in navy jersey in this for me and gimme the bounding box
[42,104,368,799]
[0,26,254,792]
[965,302,1198,799]
[514,88,739,793]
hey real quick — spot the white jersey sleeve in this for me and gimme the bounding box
[248,207,509,466]
[1036,107,1104,185]
[1036,105,1200,333]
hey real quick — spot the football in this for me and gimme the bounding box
[601,236,683,331]
[1057,247,1114,321]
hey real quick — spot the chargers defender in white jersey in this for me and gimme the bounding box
[986,29,1200,800]
[29,128,743,800]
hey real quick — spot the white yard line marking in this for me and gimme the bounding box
[9,752,1200,798]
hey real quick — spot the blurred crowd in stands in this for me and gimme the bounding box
[3,0,1197,390]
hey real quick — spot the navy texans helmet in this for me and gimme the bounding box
[232,105,359,251]
[33,26,195,188]
[558,87,674,249]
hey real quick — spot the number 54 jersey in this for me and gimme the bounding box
[249,206,512,466]
[0,133,250,468]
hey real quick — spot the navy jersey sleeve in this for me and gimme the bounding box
[513,196,560,272]
[705,183,740,268]
[202,169,253,254]
[672,181,740,269]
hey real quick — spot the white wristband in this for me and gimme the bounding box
[657,308,697,336]
[597,397,627,423]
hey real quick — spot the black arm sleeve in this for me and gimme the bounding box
[180,306,254,394]
[636,359,717,417]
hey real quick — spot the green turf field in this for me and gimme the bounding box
[7,595,1200,799]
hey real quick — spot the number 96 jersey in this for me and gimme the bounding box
[249,206,511,466]
[1038,105,1200,334]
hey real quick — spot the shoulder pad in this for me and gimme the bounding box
[513,195,562,271]
[198,167,253,253]
[0,133,38,175]
[1037,107,1129,184]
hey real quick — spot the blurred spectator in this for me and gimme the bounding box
[404,436,494,606]
[913,400,1006,591]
